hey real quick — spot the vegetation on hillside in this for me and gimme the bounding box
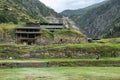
[37,29,86,39]
[95,38,120,43]
[0,0,38,24]
[0,0,85,40]
[0,0,62,24]
[61,1,106,20]
[103,17,120,38]
[35,29,86,45]
[41,29,54,38]
[54,29,86,37]
[0,23,24,41]
[61,0,120,38]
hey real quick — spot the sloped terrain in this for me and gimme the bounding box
[103,17,120,38]
[61,0,120,38]
[0,0,61,24]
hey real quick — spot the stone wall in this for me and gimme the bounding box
[22,47,120,59]
[36,36,54,45]
[54,36,87,44]
[0,44,119,59]
[1,60,120,68]
[35,36,87,45]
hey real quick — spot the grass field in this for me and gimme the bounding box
[0,67,120,80]
[0,58,120,63]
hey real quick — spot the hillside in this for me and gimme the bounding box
[0,0,61,24]
[61,1,107,20]
[0,0,80,30]
[0,0,86,45]
[102,17,120,38]
[61,0,120,38]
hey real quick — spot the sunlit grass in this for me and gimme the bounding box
[95,38,120,43]
[0,67,120,80]
[0,23,16,30]
[0,23,26,31]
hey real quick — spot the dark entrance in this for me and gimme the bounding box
[21,39,35,45]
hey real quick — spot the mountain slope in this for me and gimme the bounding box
[61,0,120,38]
[61,1,107,19]
[103,17,120,38]
[0,0,62,24]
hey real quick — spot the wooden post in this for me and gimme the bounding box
[16,34,17,43]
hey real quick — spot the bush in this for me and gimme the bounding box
[0,14,18,24]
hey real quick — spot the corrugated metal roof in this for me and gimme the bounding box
[16,24,64,29]
[40,25,64,29]
[16,32,42,34]
[16,27,40,29]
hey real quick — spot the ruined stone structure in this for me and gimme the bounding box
[15,23,64,45]
[54,36,87,44]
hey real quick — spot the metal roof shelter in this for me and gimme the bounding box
[41,23,64,32]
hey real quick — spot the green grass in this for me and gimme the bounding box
[39,43,120,49]
[0,58,120,63]
[0,67,120,80]
[54,29,86,37]
[0,43,120,58]
[0,23,16,30]
[95,38,120,43]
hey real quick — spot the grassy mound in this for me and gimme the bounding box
[41,29,54,38]
[40,29,86,38]
[54,29,86,37]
